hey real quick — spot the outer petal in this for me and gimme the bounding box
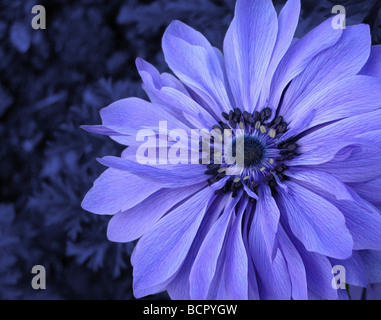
[167,195,229,300]
[223,0,278,112]
[162,20,231,116]
[136,58,217,129]
[258,0,301,109]
[132,187,215,297]
[249,196,292,299]
[281,25,371,121]
[333,199,381,251]
[136,57,189,102]
[278,225,308,300]
[107,183,205,242]
[291,109,381,167]
[252,184,280,260]
[360,45,381,78]
[268,16,342,112]
[100,97,190,135]
[98,156,206,188]
[278,182,353,259]
[286,229,339,300]
[189,196,240,299]
[359,250,381,283]
[286,75,381,130]
[349,176,381,206]
[287,169,353,201]
[81,168,160,215]
[330,251,368,287]
[223,198,249,299]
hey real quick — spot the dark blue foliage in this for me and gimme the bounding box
[0,0,379,300]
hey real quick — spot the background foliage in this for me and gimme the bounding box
[0,0,380,299]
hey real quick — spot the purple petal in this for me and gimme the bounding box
[136,57,188,97]
[269,16,342,112]
[81,168,160,215]
[292,109,381,166]
[223,0,278,112]
[132,187,215,297]
[278,225,308,300]
[287,169,353,201]
[189,196,241,299]
[313,144,381,183]
[334,198,381,251]
[223,198,249,299]
[249,201,292,299]
[258,0,301,109]
[98,156,206,188]
[162,20,231,115]
[359,250,381,283]
[288,75,381,131]
[107,183,205,242]
[80,125,125,136]
[278,182,353,259]
[282,25,371,122]
[136,58,217,129]
[166,194,230,300]
[349,176,381,206]
[360,45,381,78]
[291,236,338,300]
[252,184,280,260]
[330,251,368,287]
[100,97,190,136]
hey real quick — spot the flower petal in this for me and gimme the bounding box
[299,246,338,300]
[189,196,240,299]
[281,25,371,122]
[223,198,249,299]
[107,183,205,242]
[330,251,368,287]
[332,198,381,251]
[278,182,353,259]
[98,156,206,188]
[277,225,308,300]
[258,0,301,109]
[81,168,160,215]
[349,176,381,206]
[132,187,215,297]
[166,195,229,300]
[359,250,381,283]
[360,45,381,78]
[269,16,342,112]
[223,0,278,112]
[253,184,280,259]
[162,20,231,115]
[287,169,353,201]
[249,201,292,299]
[292,109,381,166]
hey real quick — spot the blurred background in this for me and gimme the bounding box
[0,0,380,300]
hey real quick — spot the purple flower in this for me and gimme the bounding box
[82,0,381,299]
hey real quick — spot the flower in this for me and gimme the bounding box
[82,0,381,299]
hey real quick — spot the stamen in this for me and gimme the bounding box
[205,107,298,199]
[268,128,276,138]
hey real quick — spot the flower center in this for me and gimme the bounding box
[204,107,300,200]
[232,135,265,167]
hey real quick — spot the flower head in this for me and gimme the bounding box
[82,0,381,299]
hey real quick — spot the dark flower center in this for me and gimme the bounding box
[232,136,265,167]
[204,107,301,200]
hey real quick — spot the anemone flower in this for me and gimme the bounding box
[82,0,381,300]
